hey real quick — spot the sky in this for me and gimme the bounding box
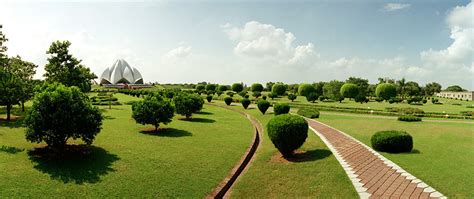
[0,0,472,89]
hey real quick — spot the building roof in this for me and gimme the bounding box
[100,59,143,84]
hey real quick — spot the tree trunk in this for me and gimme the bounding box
[6,104,11,121]
[21,101,25,112]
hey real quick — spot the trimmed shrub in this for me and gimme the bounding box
[262,95,267,100]
[173,93,204,119]
[206,95,213,103]
[375,83,397,100]
[296,107,320,118]
[298,83,315,97]
[288,93,297,102]
[273,103,290,115]
[226,91,234,97]
[238,91,247,97]
[241,98,251,109]
[257,100,270,114]
[371,131,413,153]
[231,83,244,92]
[268,92,277,100]
[267,114,308,157]
[224,97,233,106]
[251,83,264,92]
[205,84,216,91]
[398,115,422,122]
[218,85,229,92]
[272,83,286,96]
[340,83,359,99]
[252,91,262,98]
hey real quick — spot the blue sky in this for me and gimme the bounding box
[0,0,472,89]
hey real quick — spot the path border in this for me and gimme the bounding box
[306,118,446,199]
[206,104,263,199]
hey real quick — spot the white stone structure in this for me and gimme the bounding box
[100,59,143,85]
[436,91,473,101]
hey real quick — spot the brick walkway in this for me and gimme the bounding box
[306,119,446,199]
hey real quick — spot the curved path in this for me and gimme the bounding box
[307,118,446,199]
[206,104,263,199]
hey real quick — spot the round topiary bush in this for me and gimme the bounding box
[371,131,413,153]
[287,93,297,102]
[273,103,290,115]
[298,83,316,97]
[398,115,422,122]
[257,100,270,114]
[231,83,244,93]
[267,114,308,157]
[251,83,264,92]
[206,95,213,103]
[262,95,267,100]
[241,98,251,109]
[340,83,359,99]
[224,97,233,106]
[296,107,320,118]
[375,83,397,101]
[272,83,286,96]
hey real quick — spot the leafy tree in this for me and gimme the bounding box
[44,41,96,92]
[355,95,368,104]
[396,78,407,98]
[252,91,262,98]
[218,85,229,92]
[0,69,22,121]
[257,100,270,114]
[287,93,296,102]
[251,83,264,92]
[25,83,103,148]
[340,83,359,100]
[268,92,278,100]
[445,85,464,92]
[305,92,318,103]
[132,95,174,131]
[232,83,244,92]
[6,56,37,111]
[346,77,368,100]
[205,84,216,91]
[173,93,204,119]
[298,83,316,97]
[424,82,442,96]
[312,82,325,97]
[375,83,397,100]
[196,84,205,93]
[323,80,344,102]
[265,82,275,91]
[238,90,247,97]
[272,83,286,96]
[287,84,299,94]
[241,98,251,109]
[404,81,421,96]
[0,25,7,67]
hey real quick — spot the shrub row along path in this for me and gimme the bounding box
[321,111,474,124]
[306,118,446,199]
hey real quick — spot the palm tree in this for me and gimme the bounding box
[397,78,406,99]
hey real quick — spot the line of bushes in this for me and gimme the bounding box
[398,115,422,122]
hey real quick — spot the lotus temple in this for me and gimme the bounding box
[100,59,151,88]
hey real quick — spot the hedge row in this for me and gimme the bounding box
[398,115,422,122]
[296,107,320,118]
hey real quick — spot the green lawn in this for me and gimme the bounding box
[317,113,474,198]
[0,94,254,197]
[223,102,358,198]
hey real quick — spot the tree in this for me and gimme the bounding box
[257,100,270,114]
[340,83,359,100]
[268,92,277,100]
[25,83,103,148]
[375,83,397,100]
[132,95,174,131]
[424,82,442,96]
[312,82,325,97]
[231,83,244,93]
[445,85,464,92]
[287,93,296,102]
[44,41,96,92]
[272,83,287,96]
[218,85,229,92]
[323,80,344,102]
[298,83,316,97]
[396,78,407,98]
[205,84,216,91]
[306,92,318,103]
[404,81,421,97]
[196,84,205,93]
[251,83,264,92]
[346,77,368,99]
[6,56,38,111]
[252,91,262,98]
[0,69,22,121]
[265,82,275,91]
[173,93,204,119]
[0,25,7,67]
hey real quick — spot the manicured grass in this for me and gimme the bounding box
[0,94,254,197]
[223,103,358,198]
[317,113,474,198]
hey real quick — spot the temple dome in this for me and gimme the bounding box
[100,59,143,84]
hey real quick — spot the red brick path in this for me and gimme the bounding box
[306,119,445,199]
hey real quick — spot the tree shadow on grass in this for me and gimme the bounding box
[27,145,119,184]
[0,117,24,128]
[196,111,213,115]
[103,115,115,120]
[0,145,25,154]
[140,128,192,137]
[284,149,332,163]
[187,117,215,123]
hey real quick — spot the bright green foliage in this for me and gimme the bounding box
[0,69,23,121]
[273,103,290,115]
[206,95,213,103]
[272,83,286,96]
[6,56,38,111]
[257,100,270,114]
[252,91,262,98]
[44,41,96,92]
[173,93,204,119]
[268,92,278,100]
[232,83,244,92]
[323,80,344,102]
[305,92,318,103]
[297,107,320,118]
[267,114,308,157]
[251,83,264,92]
[340,83,359,99]
[132,95,175,131]
[205,84,216,91]
[287,93,296,102]
[241,98,251,109]
[224,97,233,106]
[375,83,397,100]
[298,83,315,97]
[371,131,413,153]
[24,83,103,148]
[218,85,229,92]
[397,115,422,122]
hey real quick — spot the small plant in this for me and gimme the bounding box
[273,103,290,115]
[288,94,296,102]
[206,95,213,103]
[241,98,251,109]
[267,114,308,157]
[257,100,270,114]
[398,115,422,122]
[224,97,233,106]
[296,107,320,118]
[371,131,413,153]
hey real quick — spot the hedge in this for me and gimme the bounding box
[371,131,413,153]
[297,107,320,118]
[398,115,422,122]
[273,103,290,115]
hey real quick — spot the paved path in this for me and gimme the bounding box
[306,118,446,199]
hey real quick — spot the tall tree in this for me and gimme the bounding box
[323,80,344,102]
[0,68,23,121]
[6,56,37,111]
[0,24,7,66]
[44,40,96,92]
[346,77,369,98]
[404,81,421,97]
[424,82,442,96]
[396,78,406,98]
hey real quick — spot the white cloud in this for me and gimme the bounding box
[163,46,192,59]
[222,21,318,66]
[383,3,411,11]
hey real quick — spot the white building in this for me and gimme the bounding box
[436,91,474,101]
